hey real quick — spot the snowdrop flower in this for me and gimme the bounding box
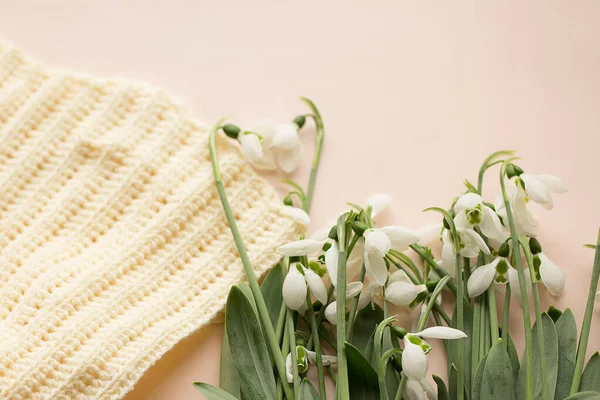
[529,238,566,297]
[324,282,364,325]
[282,263,328,311]
[356,270,427,311]
[495,185,537,237]
[441,228,490,278]
[517,173,568,211]
[363,226,420,286]
[285,345,337,383]
[467,243,519,297]
[280,206,311,228]
[402,327,467,399]
[454,192,506,242]
[246,120,303,173]
[238,132,263,161]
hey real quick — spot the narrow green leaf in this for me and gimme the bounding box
[471,355,488,400]
[506,334,520,384]
[433,374,450,400]
[448,297,473,393]
[193,382,239,400]
[219,325,241,398]
[480,340,515,400]
[345,342,380,399]
[448,364,468,400]
[555,309,578,400]
[565,392,600,400]
[580,352,600,392]
[237,282,258,316]
[351,304,384,353]
[299,379,320,400]
[226,286,277,400]
[517,313,558,400]
[260,264,284,329]
[383,328,399,398]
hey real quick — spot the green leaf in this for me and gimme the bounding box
[260,264,284,329]
[517,313,558,400]
[299,379,320,400]
[433,374,450,400]
[565,392,600,400]
[219,325,241,398]
[471,355,488,400]
[383,328,399,398]
[580,352,600,392]
[193,382,239,400]
[506,334,520,384]
[448,364,468,400]
[448,296,473,393]
[351,304,384,353]
[480,340,515,400]
[555,309,578,400]
[226,286,277,400]
[345,342,380,399]
[237,282,258,316]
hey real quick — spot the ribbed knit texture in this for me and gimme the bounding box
[0,41,303,399]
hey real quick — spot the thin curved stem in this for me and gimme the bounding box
[335,215,349,400]
[301,98,325,214]
[306,288,326,400]
[209,123,294,399]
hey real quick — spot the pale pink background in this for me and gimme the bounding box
[1,1,600,399]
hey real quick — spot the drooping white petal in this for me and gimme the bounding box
[538,253,566,296]
[520,174,553,208]
[453,211,471,229]
[249,119,277,145]
[480,205,504,239]
[461,228,491,255]
[346,238,365,281]
[454,192,483,214]
[379,226,420,251]
[467,261,498,298]
[536,174,568,193]
[285,353,294,383]
[364,250,389,286]
[325,241,339,287]
[387,281,427,306]
[345,282,364,299]
[441,242,457,278]
[273,123,299,150]
[364,229,392,257]
[416,223,442,245]
[304,268,328,304]
[357,288,374,310]
[250,148,278,170]
[277,141,302,173]
[281,206,310,227]
[238,133,263,161]
[404,379,426,400]
[417,326,467,340]
[420,378,437,400]
[325,301,338,325]
[507,264,531,303]
[305,348,338,366]
[282,267,307,310]
[277,239,323,257]
[389,269,411,283]
[402,337,428,380]
[365,193,392,218]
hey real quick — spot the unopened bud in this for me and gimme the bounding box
[293,115,306,128]
[283,196,293,206]
[351,221,369,237]
[328,226,338,241]
[222,124,241,139]
[498,241,510,258]
[529,238,542,255]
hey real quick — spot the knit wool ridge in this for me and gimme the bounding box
[0,41,303,399]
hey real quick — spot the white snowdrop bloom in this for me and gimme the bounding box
[363,226,420,286]
[277,239,325,257]
[454,192,505,241]
[467,256,519,298]
[518,173,567,210]
[280,206,310,228]
[402,327,466,397]
[282,263,328,311]
[529,238,566,297]
[357,269,426,310]
[441,227,490,277]
[285,346,337,383]
[247,120,303,173]
[238,133,263,161]
[325,282,364,324]
[495,185,538,237]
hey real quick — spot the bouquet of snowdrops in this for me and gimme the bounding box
[194,99,600,400]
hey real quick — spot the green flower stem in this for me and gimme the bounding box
[480,296,487,356]
[388,250,423,282]
[463,257,471,294]
[499,164,533,400]
[307,285,334,351]
[346,263,366,341]
[471,298,482,371]
[410,244,458,297]
[335,215,350,400]
[501,284,511,346]
[451,228,465,400]
[483,253,500,343]
[306,289,326,400]
[209,123,294,400]
[286,308,300,397]
[417,276,451,331]
[570,228,600,395]
[395,373,407,400]
[275,301,287,345]
[379,348,403,400]
[301,98,325,214]
[520,239,548,400]
[375,317,397,400]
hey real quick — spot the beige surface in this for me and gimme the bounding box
[1,1,600,399]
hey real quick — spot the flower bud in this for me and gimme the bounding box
[506,163,524,179]
[498,241,510,258]
[293,115,306,129]
[328,226,338,241]
[283,196,293,206]
[392,326,408,339]
[443,218,451,230]
[391,354,403,373]
[351,221,369,237]
[529,237,542,255]
[222,124,241,139]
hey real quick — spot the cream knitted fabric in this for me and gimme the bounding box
[0,41,303,399]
